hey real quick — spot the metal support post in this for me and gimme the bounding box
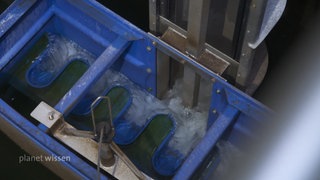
[185,0,211,58]
[236,0,267,90]
[182,0,211,107]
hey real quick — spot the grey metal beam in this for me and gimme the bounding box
[236,0,268,90]
[182,65,201,107]
[148,0,159,34]
[185,0,211,58]
[156,51,171,99]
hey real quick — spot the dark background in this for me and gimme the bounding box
[0,0,319,179]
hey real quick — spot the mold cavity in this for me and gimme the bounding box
[0,33,95,123]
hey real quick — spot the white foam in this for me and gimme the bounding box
[95,70,209,156]
[214,141,243,176]
[34,33,95,74]
[163,80,208,156]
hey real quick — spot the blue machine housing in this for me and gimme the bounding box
[0,0,272,179]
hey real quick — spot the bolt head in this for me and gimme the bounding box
[146,68,152,73]
[48,112,55,120]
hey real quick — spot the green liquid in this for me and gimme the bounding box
[0,34,88,120]
[121,114,174,179]
[0,33,176,178]
[9,35,89,106]
[68,87,174,178]
[68,86,131,130]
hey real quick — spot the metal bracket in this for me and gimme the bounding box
[161,27,230,76]
[30,101,146,180]
[31,102,63,130]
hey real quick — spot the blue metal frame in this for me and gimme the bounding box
[55,36,130,115]
[0,0,157,178]
[26,56,90,89]
[148,35,273,178]
[0,0,272,179]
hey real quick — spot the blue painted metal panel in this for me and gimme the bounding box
[53,8,112,56]
[56,0,145,40]
[117,39,157,96]
[0,0,39,39]
[55,36,130,115]
[174,106,239,179]
[0,0,53,69]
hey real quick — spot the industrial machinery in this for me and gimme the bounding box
[0,0,284,179]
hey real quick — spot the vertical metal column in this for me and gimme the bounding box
[185,0,211,58]
[149,0,169,35]
[182,66,201,107]
[182,0,211,107]
[236,0,267,91]
[149,0,159,34]
[150,0,173,99]
[156,51,171,99]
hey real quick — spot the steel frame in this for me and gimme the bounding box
[149,0,281,94]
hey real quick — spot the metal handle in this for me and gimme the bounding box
[90,96,114,136]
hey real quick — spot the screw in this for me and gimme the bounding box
[180,59,186,64]
[152,41,157,46]
[212,109,217,114]
[146,46,152,51]
[146,68,152,73]
[216,89,221,94]
[48,112,55,120]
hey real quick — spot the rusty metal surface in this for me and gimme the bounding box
[198,50,230,76]
[161,27,230,75]
[161,27,187,52]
